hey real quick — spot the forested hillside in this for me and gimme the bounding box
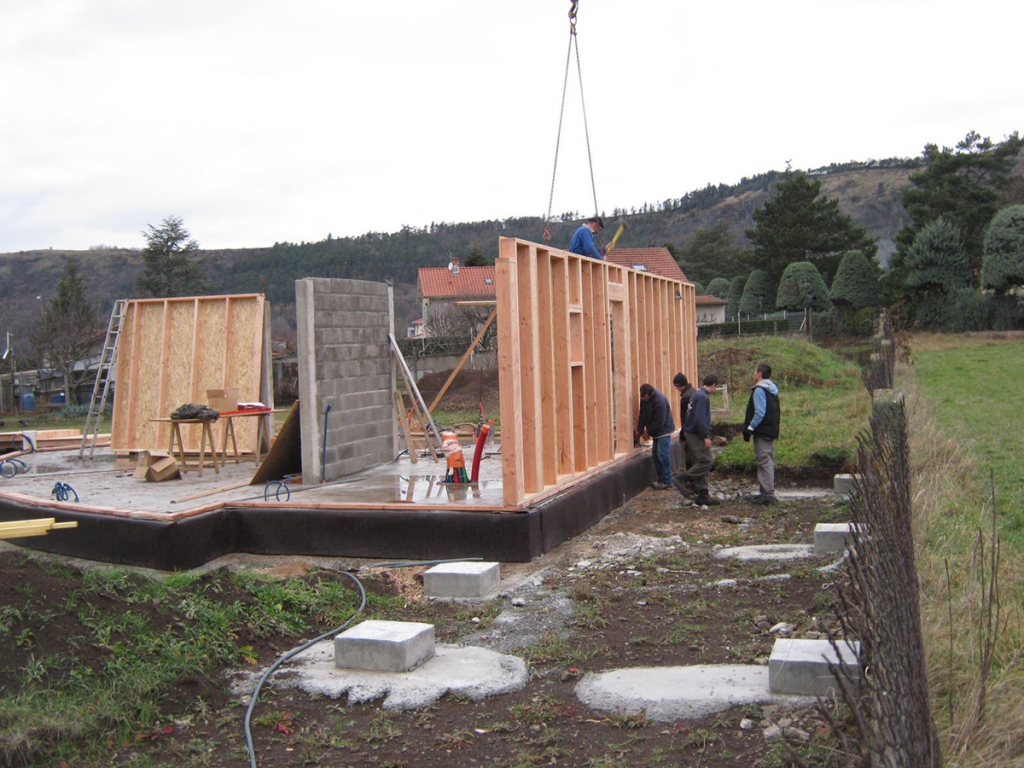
[0,159,923,351]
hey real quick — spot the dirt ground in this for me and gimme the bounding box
[0,471,856,768]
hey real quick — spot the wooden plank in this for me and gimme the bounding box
[516,242,542,495]
[250,400,302,484]
[551,254,573,477]
[592,263,613,462]
[536,249,558,487]
[496,242,524,506]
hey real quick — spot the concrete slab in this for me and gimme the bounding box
[229,641,529,711]
[814,523,857,554]
[769,638,860,697]
[833,474,858,495]
[714,543,816,562]
[423,561,500,598]
[575,665,804,722]
[334,620,434,673]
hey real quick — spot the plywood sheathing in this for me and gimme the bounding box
[497,238,696,507]
[111,294,267,453]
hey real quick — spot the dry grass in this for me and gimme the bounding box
[904,362,1024,766]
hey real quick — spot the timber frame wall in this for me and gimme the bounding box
[496,238,697,508]
[110,294,269,453]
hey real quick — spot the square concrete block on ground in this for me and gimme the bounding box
[814,523,857,554]
[424,561,501,598]
[335,620,435,673]
[833,474,858,495]
[769,638,860,697]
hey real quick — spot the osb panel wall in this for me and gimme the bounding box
[111,295,266,453]
[497,238,696,507]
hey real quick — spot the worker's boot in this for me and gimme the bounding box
[694,490,720,507]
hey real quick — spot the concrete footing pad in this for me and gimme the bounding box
[424,561,501,598]
[575,665,804,722]
[814,523,858,554]
[714,544,815,562]
[833,474,858,495]
[769,638,861,697]
[334,620,435,672]
[230,642,528,710]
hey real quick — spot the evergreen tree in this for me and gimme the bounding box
[776,261,831,339]
[137,216,208,298]
[738,269,775,316]
[746,172,877,284]
[31,258,99,403]
[691,281,705,296]
[982,205,1024,293]
[706,277,731,299]
[904,218,971,295]
[830,250,879,310]
[726,275,746,318]
[464,246,492,267]
[677,220,741,284]
[895,131,1024,286]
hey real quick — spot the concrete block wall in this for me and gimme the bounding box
[296,278,396,483]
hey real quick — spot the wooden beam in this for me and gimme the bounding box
[426,307,497,414]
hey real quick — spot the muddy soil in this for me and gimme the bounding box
[0,473,856,767]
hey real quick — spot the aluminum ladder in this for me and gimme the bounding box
[79,299,128,458]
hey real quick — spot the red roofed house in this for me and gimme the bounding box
[695,295,728,325]
[605,247,687,282]
[415,259,496,336]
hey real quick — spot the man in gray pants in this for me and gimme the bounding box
[672,374,720,506]
[743,363,780,504]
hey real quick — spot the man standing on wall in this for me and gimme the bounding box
[569,216,604,260]
[635,383,675,490]
[743,363,780,504]
[672,374,721,506]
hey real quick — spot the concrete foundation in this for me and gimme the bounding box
[833,474,858,495]
[768,638,860,697]
[423,561,500,598]
[334,620,435,673]
[814,523,857,554]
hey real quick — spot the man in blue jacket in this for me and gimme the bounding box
[635,383,674,489]
[569,216,604,260]
[672,374,721,506]
[743,363,780,504]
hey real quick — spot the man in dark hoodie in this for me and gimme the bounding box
[743,363,780,504]
[672,374,720,506]
[635,383,675,490]
[673,372,695,470]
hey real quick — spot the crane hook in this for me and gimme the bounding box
[568,0,578,33]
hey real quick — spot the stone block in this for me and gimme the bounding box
[423,562,501,598]
[814,523,857,554]
[334,620,435,672]
[833,474,858,495]
[769,638,860,697]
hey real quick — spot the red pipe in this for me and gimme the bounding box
[470,424,490,483]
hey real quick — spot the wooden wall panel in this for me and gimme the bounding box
[111,295,266,453]
[497,239,697,507]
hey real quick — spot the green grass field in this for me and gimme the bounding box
[913,335,1024,546]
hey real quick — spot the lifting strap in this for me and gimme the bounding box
[543,0,599,243]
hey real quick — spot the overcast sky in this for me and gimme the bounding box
[2,0,1020,254]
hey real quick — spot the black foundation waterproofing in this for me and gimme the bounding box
[0,453,658,571]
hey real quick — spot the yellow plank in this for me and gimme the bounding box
[496,241,525,506]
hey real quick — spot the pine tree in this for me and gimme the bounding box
[830,250,879,310]
[746,172,877,284]
[776,261,831,339]
[982,205,1024,293]
[738,269,775,316]
[32,259,99,403]
[137,216,208,298]
[726,275,746,318]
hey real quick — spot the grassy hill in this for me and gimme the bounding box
[0,162,920,355]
